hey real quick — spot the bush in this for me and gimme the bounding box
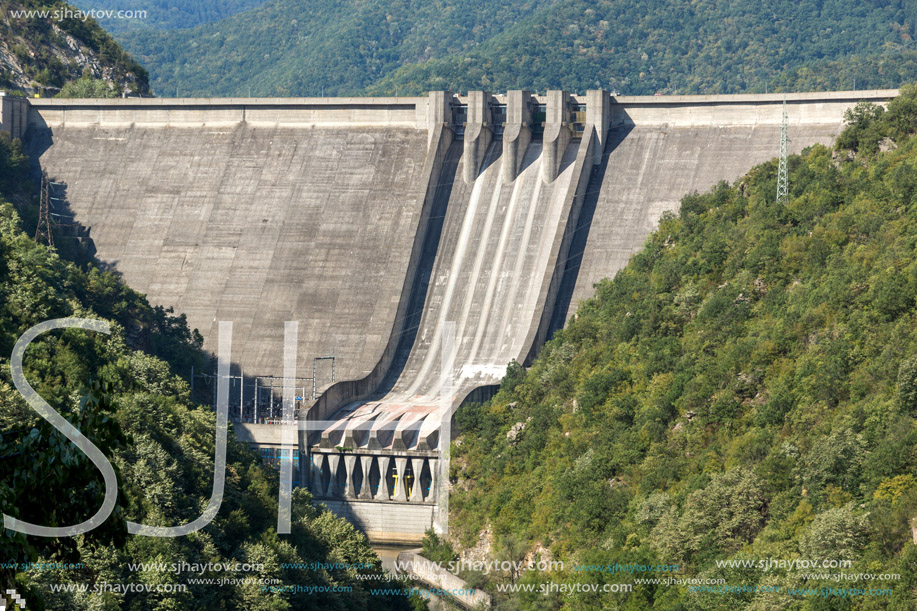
[800,504,868,561]
[421,529,458,564]
[836,101,886,154]
[57,77,119,98]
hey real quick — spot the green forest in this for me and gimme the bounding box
[445,87,917,609]
[68,0,268,33]
[0,136,419,609]
[106,0,917,98]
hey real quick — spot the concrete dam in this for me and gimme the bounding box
[2,88,896,543]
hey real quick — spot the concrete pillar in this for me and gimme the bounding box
[428,458,438,503]
[342,454,357,499]
[393,415,422,452]
[502,90,533,183]
[393,457,409,502]
[586,90,611,166]
[410,458,425,503]
[358,455,374,500]
[463,91,494,184]
[311,453,325,496]
[367,421,385,451]
[543,90,571,184]
[416,416,439,452]
[393,428,408,452]
[17,96,27,139]
[0,93,27,141]
[378,455,392,500]
[427,91,454,148]
[326,453,341,497]
[343,426,362,450]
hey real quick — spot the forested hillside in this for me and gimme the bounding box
[119,0,556,97]
[373,0,917,96]
[108,0,917,97]
[446,87,917,609]
[0,137,417,609]
[68,0,268,33]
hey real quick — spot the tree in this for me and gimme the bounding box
[898,355,917,415]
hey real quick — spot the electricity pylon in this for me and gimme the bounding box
[35,171,54,246]
[776,99,789,206]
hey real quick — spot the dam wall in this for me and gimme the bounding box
[25,97,438,394]
[16,89,899,543]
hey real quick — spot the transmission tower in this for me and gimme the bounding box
[35,171,54,247]
[776,99,789,206]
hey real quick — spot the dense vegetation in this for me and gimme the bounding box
[448,86,917,609]
[120,0,556,97]
[0,0,149,93]
[370,0,917,96]
[112,0,917,97]
[0,134,416,609]
[68,0,268,33]
[57,75,120,97]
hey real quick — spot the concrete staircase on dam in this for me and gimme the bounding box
[4,88,897,544]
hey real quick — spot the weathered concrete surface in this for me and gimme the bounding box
[30,124,430,383]
[564,124,840,311]
[321,500,435,544]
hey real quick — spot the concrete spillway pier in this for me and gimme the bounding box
[8,88,898,543]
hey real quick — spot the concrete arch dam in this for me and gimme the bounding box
[7,88,896,543]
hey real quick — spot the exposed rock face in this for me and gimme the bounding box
[0,2,147,95]
[879,137,898,152]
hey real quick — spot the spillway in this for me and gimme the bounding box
[316,139,577,453]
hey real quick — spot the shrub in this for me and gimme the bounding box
[421,529,458,564]
[799,504,868,561]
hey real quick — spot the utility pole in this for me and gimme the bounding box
[776,99,789,206]
[35,171,54,246]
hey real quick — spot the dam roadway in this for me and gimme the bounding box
[4,88,897,543]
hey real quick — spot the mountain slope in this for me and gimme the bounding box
[113,0,916,97]
[119,0,557,97]
[373,0,917,95]
[68,0,269,33]
[447,87,917,609]
[0,0,148,94]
